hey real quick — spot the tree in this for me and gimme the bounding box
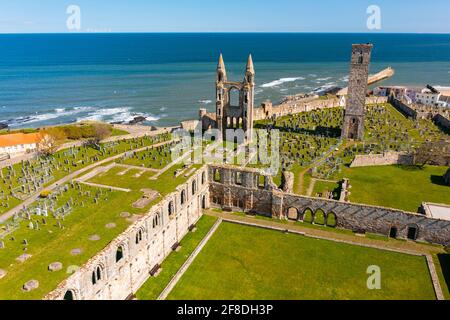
[37,127,67,156]
[85,123,112,149]
[414,140,450,168]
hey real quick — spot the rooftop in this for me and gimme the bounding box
[0,132,42,148]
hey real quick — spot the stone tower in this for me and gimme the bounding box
[216,54,255,142]
[341,44,373,140]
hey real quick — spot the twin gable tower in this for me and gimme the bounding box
[215,54,255,142]
[342,44,373,140]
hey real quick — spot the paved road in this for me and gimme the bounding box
[0,139,174,224]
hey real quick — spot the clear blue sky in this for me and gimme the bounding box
[1,0,449,33]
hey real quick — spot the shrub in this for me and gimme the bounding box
[40,190,51,198]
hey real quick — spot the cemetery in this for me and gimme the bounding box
[0,133,171,216]
[254,103,450,211]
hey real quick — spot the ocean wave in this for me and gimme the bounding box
[316,77,333,82]
[198,100,212,105]
[77,107,161,124]
[160,107,167,111]
[261,77,304,88]
[5,106,95,127]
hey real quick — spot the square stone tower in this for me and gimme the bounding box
[216,54,255,142]
[341,44,373,140]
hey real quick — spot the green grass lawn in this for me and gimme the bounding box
[0,184,152,300]
[136,215,218,300]
[341,165,450,212]
[168,222,436,300]
[312,180,340,199]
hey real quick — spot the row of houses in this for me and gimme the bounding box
[373,85,450,108]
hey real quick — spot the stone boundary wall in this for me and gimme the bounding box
[44,166,210,300]
[198,96,388,128]
[254,96,387,121]
[208,165,450,246]
[350,152,413,168]
[433,113,450,132]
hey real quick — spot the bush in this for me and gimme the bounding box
[40,190,51,198]
[445,246,450,254]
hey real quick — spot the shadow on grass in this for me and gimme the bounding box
[430,175,448,187]
[438,254,450,292]
[396,165,423,172]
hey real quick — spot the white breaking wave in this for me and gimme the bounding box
[6,106,95,127]
[198,100,212,105]
[260,77,305,88]
[316,77,333,82]
[77,107,161,124]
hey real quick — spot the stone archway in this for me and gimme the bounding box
[303,208,314,223]
[287,207,299,221]
[326,212,337,227]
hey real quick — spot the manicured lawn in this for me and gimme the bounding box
[342,165,450,212]
[136,215,218,300]
[168,222,436,300]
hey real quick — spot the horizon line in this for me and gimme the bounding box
[1,31,450,35]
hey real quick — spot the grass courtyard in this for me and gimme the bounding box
[305,165,450,212]
[168,222,437,300]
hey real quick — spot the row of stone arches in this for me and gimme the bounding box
[287,207,337,228]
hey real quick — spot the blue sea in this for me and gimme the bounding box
[0,33,449,128]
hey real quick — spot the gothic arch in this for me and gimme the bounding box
[303,208,314,223]
[192,180,197,195]
[326,212,337,228]
[63,289,77,300]
[287,207,299,221]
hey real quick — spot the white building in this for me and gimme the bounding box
[0,132,42,159]
[416,88,441,106]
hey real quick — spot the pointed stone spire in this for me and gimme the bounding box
[246,54,255,75]
[217,53,227,82]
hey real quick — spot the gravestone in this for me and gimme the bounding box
[48,262,63,272]
[23,280,39,292]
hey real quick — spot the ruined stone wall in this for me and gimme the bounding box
[208,165,450,246]
[350,152,413,168]
[44,167,210,300]
[433,113,450,132]
[445,168,450,186]
[253,96,387,121]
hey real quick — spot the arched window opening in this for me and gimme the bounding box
[235,172,243,185]
[181,190,186,205]
[214,169,221,182]
[201,172,206,185]
[64,290,75,300]
[91,272,97,285]
[192,181,197,195]
[168,201,174,216]
[202,195,207,209]
[229,88,240,107]
[314,209,325,225]
[116,246,124,263]
[96,266,102,281]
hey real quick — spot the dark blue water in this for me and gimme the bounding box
[0,33,449,128]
